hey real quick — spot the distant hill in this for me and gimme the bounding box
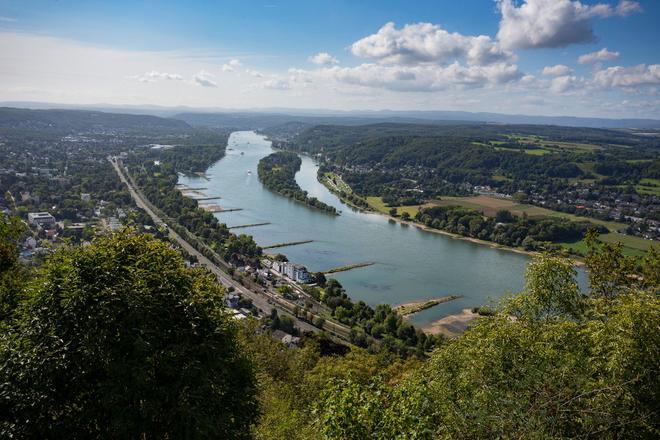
[2,102,659,130]
[0,107,191,135]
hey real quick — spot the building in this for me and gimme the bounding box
[80,193,91,202]
[274,261,312,283]
[27,212,56,228]
[226,292,240,309]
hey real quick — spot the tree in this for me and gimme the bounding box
[495,209,515,223]
[0,230,258,439]
[584,229,638,298]
[0,213,26,321]
[505,255,583,321]
[389,207,397,217]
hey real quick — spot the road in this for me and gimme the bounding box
[109,157,350,338]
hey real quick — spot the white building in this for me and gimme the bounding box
[272,261,312,283]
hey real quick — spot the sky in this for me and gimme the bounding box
[0,0,659,118]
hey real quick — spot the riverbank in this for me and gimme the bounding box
[317,172,585,267]
[394,294,462,317]
[422,308,480,338]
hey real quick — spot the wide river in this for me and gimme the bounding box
[179,131,586,326]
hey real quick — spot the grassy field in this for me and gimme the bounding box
[430,195,627,232]
[366,196,427,217]
[562,232,655,258]
[494,146,552,155]
[636,178,660,196]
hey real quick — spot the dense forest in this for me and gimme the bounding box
[281,124,659,192]
[1,215,658,438]
[257,151,338,214]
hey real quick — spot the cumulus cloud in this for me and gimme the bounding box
[350,22,514,66]
[593,64,660,88]
[192,70,218,87]
[542,64,573,76]
[261,78,291,90]
[578,48,620,64]
[309,52,339,66]
[130,70,184,83]
[550,75,582,93]
[245,68,264,78]
[221,59,242,72]
[497,0,642,50]
[291,62,522,93]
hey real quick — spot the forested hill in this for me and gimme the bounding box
[0,107,192,135]
[281,122,657,153]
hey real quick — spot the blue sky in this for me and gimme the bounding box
[1,0,659,117]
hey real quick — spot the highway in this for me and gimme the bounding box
[109,157,351,339]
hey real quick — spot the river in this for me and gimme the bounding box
[178,131,586,327]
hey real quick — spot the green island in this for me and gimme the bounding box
[257,151,338,215]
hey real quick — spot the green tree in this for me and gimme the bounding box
[0,213,26,321]
[584,229,637,298]
[0,230,257,439]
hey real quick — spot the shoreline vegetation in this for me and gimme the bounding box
[394,294,463,317]
[258,151,339,215]
[317,169,571,264]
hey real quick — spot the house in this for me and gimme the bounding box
[80,193,91,202]
[281,334,301,348]
[27,212,56,228]
[226,292,240,309]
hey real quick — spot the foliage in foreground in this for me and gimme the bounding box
[1,215,658,439]
[306,249,659,439]
[0,230,257,439]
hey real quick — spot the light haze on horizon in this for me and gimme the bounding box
[0,0,659,118]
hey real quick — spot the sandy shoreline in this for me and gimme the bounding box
[422,308,480,338]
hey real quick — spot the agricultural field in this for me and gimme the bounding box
[635,178,660,196]
[430,195,628,232]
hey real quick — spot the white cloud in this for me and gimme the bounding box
[542,64,573,76]
[292,62,522,92]
[192,70,218,87]
[351,22,514,66]
[578,48,620,64]
[593,64,660,88]
[261,78,291,90]
[130,70,184,83]
[0,16,17,22]
[550,75,581,93]
[221,59,242,72]
[497,0,642,50]
[309,52,339,66]
[245,68,264,78]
